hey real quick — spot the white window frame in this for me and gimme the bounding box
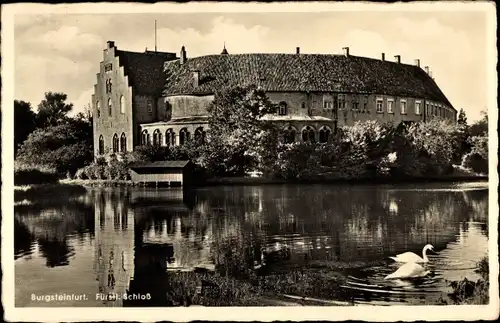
[387,98,394,114]
[120,96,125,114]
[96,101,101,118]
[279,103,287,115]
[400,99,407,114]
[415,100,421,115]
[376,97,384,113]
[108,98,112,116]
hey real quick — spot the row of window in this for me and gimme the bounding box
[283,125,334,144]
[96,96,126,118]
[141,127,207,146]
[98,133,127,155]
[277,96,452,119]
[96,97,155,119]
[375,97,414,114]
[425,102,454,119]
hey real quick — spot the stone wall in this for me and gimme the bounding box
[165,95,214,118]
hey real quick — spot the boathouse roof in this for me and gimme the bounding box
[129,160,192,169]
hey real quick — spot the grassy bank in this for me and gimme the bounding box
[441,257,490,305]
[14,163,60,186]
[61,172,488,189]
[61,179,135,187]
[198,173,488,187]
[14,183,87,202]
[163,266,353,306]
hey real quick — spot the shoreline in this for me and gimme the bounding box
[56,175,489,188]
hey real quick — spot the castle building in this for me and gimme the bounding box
[92,41,456,157]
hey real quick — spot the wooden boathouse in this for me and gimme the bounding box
[129,160,194,186]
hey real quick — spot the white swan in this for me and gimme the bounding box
[384,262,431,280]
[389,244,434,263]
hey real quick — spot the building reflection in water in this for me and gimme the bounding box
[87,184,488,306]
[93,190,134,307]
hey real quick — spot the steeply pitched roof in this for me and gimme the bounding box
[129,160,192,169]
[163,54,453,109]
[117,50,177,96]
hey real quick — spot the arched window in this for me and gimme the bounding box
[153,129,162,146]
[96,101,101,118]
[120,96,125,114]
[165,129,175,146]
[278,102,287,116]
[179,128,190,145]
[283,126,297,144]
[98,135,104,155]
[194,127,206,144]
[112,134,119,153]
[319,126,331,144]
[302,126,316,143]
[141,130,148,145]
[120,133,127,152]
[108,98,112,116]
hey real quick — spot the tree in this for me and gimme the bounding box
[457,108,468,127]
[14,100,37,154]
[202,85,278,176]
[469,110,488,137]
[462,110,488,174]
[16,117,93,176]
[36,92,73,128]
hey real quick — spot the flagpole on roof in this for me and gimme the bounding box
[155,20,157,52]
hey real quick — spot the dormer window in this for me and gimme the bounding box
[278,102,287,115]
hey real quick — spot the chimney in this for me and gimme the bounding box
[180,46,187,65]
[296,47,300,54]
[381,53,385,61]
[192,70,200,87]
[394,55,401,63]
[342,47,350,57]
[106,40,115,49]
[415,59,420,67]
[425,66,430,74]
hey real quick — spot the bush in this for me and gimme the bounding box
[446,257,489,305]
[74,156,131,181]
[16,120,93,177]
[14,163,59,185]
[462,153,488,175]
[75,168,88,180]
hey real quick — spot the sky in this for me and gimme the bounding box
[13,8,491,122]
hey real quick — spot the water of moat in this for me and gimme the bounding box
[14,182,489,306]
